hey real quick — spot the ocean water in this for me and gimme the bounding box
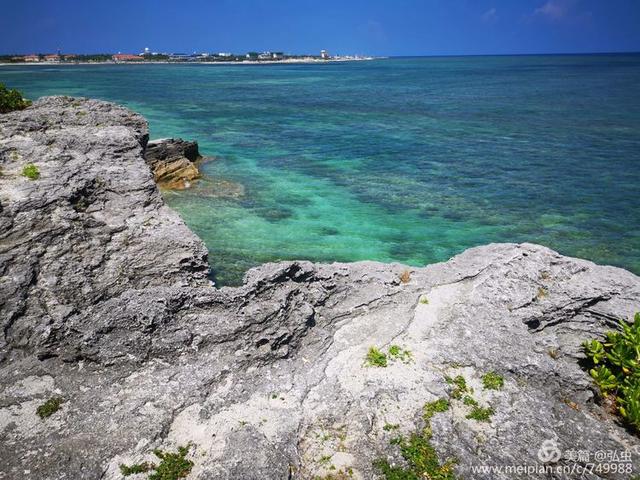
[2,55,639,285]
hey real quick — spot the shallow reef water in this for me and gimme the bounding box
[3,54,639,285]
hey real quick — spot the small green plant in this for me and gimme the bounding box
[583,339,606,364]
[445,375,469,399]
[462,395,478,407]
[36,397,63,418]
[443,374,497,423]
[120,445,194,480]
[388,345,413,363]
[374,398,455,480]
[120,462,154,476]
[481,372,504,390]
[466,406,494,422]
[583,313,640,432]
[419,295,429,305]
[383,423,400,431]
[365,347,388,367]
[0,83,32,113]
[423,398,450,420]
[21,163,40,180]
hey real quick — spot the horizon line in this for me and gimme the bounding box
[1,50,639,58]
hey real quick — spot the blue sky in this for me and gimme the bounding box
[1,0,639,56]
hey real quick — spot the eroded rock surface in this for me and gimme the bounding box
[145,138,202,189]
[1,97,639,480]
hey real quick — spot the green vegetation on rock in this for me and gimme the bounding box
[36,396,63,418]
[389,345,413,364]
[120,462,154,476]
[583,313,640,432]
[446,373,499,423]
[465,406,494,422]
[365,345,413,367]
[374,398,456,480]
[365,347,388,367]
[120,445,194,480]
[22,163,40,180]
[462,395,478,407]
[445,375,470,399]
[0,83,31,113]
[481,372,504,390]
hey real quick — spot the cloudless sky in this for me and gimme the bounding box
[1,0,639,56]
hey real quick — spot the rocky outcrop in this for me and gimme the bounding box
[145,138,202,189]
[0,97,639,480]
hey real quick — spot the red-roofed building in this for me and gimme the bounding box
[112,54,142,62]
[44,54,60,62]
[24,55,40,62]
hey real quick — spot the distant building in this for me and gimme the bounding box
[112,54,143,62]
[168,53,191,61]
[272,52,284,60]
[218,52,232,57]
[24,55,40,62]
[320,49,329,59]
[258,51,272,60]
[44,54,60,62]
[246,52,259,59]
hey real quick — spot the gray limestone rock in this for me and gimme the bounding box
[0,97,638,480]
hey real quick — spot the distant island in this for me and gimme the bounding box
[0,49,374,65]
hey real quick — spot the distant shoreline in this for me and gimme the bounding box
[0,57,379,67]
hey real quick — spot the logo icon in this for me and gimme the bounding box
[538,439,561,463]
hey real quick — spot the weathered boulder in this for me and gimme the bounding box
[145,138,202,189]
[0,96,209,362]
[0,97,638,480]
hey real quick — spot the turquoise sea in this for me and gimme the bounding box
[2,55,639,285]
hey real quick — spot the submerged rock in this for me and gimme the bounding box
[145,137,203,190]
[0,97,639,479]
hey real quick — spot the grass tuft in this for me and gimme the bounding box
[481,371,504,390]
[445,375,470,399]
[120,462,154,476]
[375,398,456,480]
[465,406,494,422]
[365,347,388,367]
[388,345,413,364]
[36,397,63,419]
[21,163,40,180]
[462,395,478,407]
[120,445,194,480]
